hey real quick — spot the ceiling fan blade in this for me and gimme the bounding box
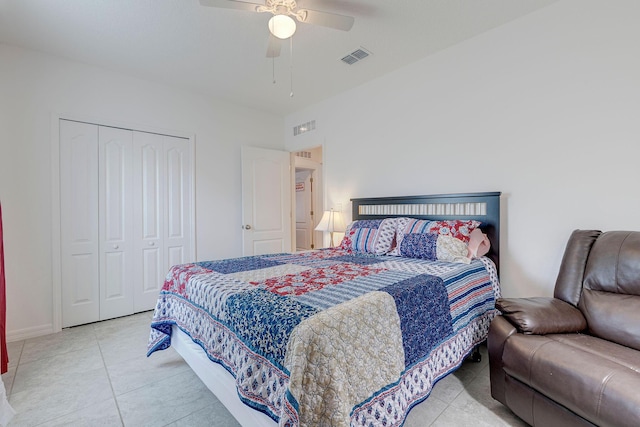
[199,0,263,13]
[266,34,282,58]
[297,8,354,31]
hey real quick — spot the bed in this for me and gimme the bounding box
[147,192,501,427]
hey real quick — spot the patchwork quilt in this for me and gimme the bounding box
[147,248,500,427]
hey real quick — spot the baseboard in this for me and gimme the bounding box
[6,324,55,342]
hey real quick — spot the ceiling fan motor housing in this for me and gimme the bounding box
[257,0,306,21]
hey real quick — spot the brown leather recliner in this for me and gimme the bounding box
[488,230,640,427]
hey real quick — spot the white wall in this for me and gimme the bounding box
[285,0,640,298]
[0,44,284,340]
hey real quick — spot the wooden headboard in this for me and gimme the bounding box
[350,192,501,271]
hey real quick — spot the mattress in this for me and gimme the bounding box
[147,248,500,426]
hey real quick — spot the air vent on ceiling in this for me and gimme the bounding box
[341,47,372,65]
[293,120,316,136]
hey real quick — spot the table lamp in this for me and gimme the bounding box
[315,209,346,247]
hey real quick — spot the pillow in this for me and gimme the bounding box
[339,218,397,255]
[390,218,483,263]
[388,217,430,256]
[467,228,491,258]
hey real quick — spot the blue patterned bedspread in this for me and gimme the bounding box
[147,248,499,427]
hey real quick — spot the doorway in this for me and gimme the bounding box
[293,147,323,251]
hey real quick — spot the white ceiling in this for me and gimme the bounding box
[0,0,558,115]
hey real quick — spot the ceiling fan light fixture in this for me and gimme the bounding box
[268,14,296,39]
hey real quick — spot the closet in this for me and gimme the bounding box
[59,120,192,327]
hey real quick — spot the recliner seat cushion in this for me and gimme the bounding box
[502,333,640,427]
[580,289,640,351]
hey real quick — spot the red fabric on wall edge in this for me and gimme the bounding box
[0,203,7,374]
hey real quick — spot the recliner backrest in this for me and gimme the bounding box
[578,231,640,350]
[554,229,601,306]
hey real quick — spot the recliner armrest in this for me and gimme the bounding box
[496,297,587,334]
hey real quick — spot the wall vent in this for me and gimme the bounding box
[293,120,316,136]
[341,47,372,65]
[295,151,312,158]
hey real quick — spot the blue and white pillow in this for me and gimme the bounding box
[340,218,398,255]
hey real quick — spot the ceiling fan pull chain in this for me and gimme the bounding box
[290,36,294,97]
[272,56,276,84]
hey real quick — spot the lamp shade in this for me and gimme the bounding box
[268,14,296,39]
[315,209,346,233]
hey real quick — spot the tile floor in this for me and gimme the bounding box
[2,311,527,426]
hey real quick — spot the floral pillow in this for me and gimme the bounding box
[390,218,483,263]
[340,218,398,255]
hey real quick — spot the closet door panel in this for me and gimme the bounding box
[99,127,134,320]
[165,137,192,269]
[133,132,165,312]
[167,246,184,272]
[104,252,126,298]
[60,120,100,327]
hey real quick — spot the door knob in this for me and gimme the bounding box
[149,242,155,246]
[113,244,119,250]
[243,224,252,230]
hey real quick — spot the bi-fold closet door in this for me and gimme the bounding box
[60,120,191,327]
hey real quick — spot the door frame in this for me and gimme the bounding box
[50,113,196,333]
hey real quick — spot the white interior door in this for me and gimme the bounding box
[99,126,134,320]
[164,136,192,269]
[59,119,194,327]
[241,146,291,255]
[295,170,312,250]
[132,132,192,312]
[132,131,165,313]
[60,120,100,327]
[293,156,323,251]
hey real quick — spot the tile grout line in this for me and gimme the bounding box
[12,333,117,427]
[94,323,127,427]
[6,340,24,397]
[426,350,489,426]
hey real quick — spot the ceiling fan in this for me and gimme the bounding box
[199,0,355,57]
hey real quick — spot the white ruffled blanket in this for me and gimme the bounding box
[0,377,14,427]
